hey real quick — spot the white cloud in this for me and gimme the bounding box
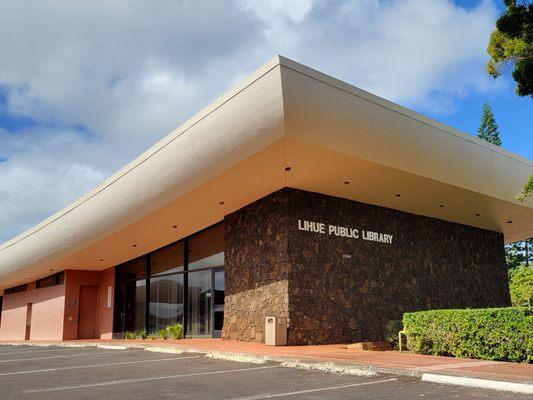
[249,0,499,111]
[0,0,500,242]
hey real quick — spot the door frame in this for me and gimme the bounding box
[212,268,224,338]
[25,303,32,340]
[77,285,98,339]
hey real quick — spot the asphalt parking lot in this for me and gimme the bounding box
[0,345,527,399]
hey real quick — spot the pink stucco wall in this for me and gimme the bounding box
[97,267,115,339]
[63,270,99,340]
[0,267,114,341]
[63,268,115,340]
[0,282,65,341]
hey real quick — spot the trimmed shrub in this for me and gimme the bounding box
[403,307,532,363]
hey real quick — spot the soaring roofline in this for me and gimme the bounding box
[0,55,531,291]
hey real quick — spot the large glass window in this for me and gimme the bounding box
[189,223,224,271]
[151,241,184,276]
[149,274,184,332]
[114,222,224,337]
[117,256,147,281]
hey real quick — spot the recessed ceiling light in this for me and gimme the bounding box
[172,225,178,229]
[132,244,138,247]
[219,201,225,205]
[284,166,292,171]
[395,193,402,198]
[343,179,352,185]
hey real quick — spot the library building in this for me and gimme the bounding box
[0,56,531,345]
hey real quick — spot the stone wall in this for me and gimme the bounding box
[222,191,290,342]
[286,189,509,345]
[223,188,510,345]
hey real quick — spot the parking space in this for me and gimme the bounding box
[0,345,527,400]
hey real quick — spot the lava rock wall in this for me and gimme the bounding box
[223,188,510,345]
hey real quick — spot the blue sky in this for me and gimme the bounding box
[0,0,531,243]
[430,0,532,159]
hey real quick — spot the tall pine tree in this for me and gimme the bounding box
[477,102,502,146]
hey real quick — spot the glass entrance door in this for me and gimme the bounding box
[116,280,146,334]
[186,268,225,337]
[187,270,212,336]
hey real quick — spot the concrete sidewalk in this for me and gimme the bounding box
[2,339,532,393]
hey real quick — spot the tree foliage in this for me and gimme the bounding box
[509,265,533,306]
[486,0,533,98]
[517,174,533,202]
[506,239,532,269]
[477,102,502,145]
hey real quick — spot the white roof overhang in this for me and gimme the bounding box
[0,56,531,292]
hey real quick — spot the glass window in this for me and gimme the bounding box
[5,284,27,294]
[36,271,64,289]
[151,241,184,276]
[113,222,225,337]
[149,274,184,332]
[117,256,147,281]
[188,224,224,271]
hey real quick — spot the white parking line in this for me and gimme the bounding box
[0,355,202,376]
[0,347,85,356]
[0,349,141,363]
[226,378,398,399]
[22,365,279,393]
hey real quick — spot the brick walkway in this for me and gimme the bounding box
[3,338,532,384]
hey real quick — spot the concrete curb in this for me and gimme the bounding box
[422,373,533,395]
[96,344,129,350]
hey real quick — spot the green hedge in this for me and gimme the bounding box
[403,307,532,363]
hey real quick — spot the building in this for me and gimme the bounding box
[0,56,531,344]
